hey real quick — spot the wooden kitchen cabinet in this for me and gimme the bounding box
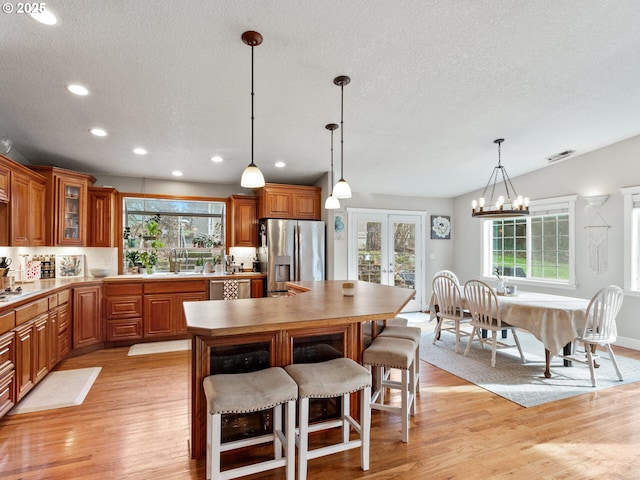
[0,330,16,417]
[228,195,257,247]
[105,282,143,342]
[48,289,71,368]
[0,162,46,246]
[29,165,96,246]
[0,159,9,203]
[73,284,103,349]
[254,183,322,220]
[143,280,207,338]
[34,314,49,383]
[251,278,265,298]
[88,186,118,247]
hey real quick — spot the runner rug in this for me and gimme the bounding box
[8,367,102,415]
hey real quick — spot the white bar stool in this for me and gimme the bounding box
[377,325,422,390]
[363,336,417,443]
[284,357,372,480]
[203,367,298,480]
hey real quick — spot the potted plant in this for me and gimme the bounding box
[125,250,141,274]
[123,226,138,249]
[139,250,158,274]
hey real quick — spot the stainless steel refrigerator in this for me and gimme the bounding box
[258,219,325,295]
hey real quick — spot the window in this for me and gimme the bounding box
[483,195,576,284]
[621,186,640,291]
[123,196,226,272]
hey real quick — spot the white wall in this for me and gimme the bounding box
[453,134,640,348]
[324,190,455,310]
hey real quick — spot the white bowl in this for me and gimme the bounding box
[89,267,110,278]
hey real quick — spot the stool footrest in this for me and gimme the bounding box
[306,439,363,460]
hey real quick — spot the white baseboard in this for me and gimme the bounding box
[616,335,640,351]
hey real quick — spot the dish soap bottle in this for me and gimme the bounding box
[494,268,505,295]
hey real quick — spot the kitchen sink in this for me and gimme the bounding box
[0,288,43,302]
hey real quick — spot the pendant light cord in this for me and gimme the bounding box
[250,44,255,167]
[339,82,344,180]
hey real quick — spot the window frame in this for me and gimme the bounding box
[481,195,577,288]
[621,185,640,293]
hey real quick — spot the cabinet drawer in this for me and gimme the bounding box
[144,280,207,294]
[48,294,58,309]
[15,298,48,326]
[0,367,16,418]
[107,318,143,341]
[58,289,70,305]
[0,331,15,369]
[0,311,15,335]
[106,296,143,319]
[105,283,143,296]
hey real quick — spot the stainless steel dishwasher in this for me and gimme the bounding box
[209,279,251,300]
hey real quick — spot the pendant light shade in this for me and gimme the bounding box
[471,138,529,218]
[324,123,340,210]
[332,75,352,199]
[240,31,265,188]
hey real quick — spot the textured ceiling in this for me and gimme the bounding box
[1,0,640,197]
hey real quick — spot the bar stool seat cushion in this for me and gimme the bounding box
[378,326,422,344]
[386,316,409,327]
[203,367,298,415]
[285,358,371,399]
[363,337,415,370]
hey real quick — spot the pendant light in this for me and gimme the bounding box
[471,138,529,218]
[332,75,352,199]
[240,31,266,188]
[324,123,340,210]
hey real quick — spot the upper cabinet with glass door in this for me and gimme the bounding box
[29,166,96,246]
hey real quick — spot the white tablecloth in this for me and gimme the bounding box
[497,291,589,355]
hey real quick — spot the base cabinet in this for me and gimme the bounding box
[0,331,16,417]
[73,285,102,349]
[15,320,35,401]
[144,290,207,338]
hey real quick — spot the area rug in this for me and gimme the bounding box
[420,330,640,407]
[8,367,102,415]
[127,339,191,356]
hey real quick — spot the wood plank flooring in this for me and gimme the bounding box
[2,343,640,479]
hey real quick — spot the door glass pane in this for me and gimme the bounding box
[392,222,415,290]
[63,185,81,240]
[357,220,382,284]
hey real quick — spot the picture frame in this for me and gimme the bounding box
[431,215,451,240]
[55,254,85,278]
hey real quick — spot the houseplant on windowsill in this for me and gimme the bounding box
[139,250,158,275]
[125,250,141,274]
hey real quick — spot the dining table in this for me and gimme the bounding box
[431,288,590,378]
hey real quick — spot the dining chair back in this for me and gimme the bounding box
[570,285,624,387]
[432,274,471,352]
[433,270,460,285]
[463,279,525,367]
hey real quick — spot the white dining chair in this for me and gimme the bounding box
[562,285,624,387]
[463,279,525,367]
[432,274,472,353]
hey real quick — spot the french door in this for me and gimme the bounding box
[348,209,424,311]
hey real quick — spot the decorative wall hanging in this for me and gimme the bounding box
[585,212,610,273]
[431,215,451,240]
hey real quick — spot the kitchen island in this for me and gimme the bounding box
[184,279,415,459]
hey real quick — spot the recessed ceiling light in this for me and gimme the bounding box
[171,170,183,177]
[275,161,286,168]
[29,8,58,25]
[211,156,223,163]
[66,84,89,96]
[90,128,108,137]
[133,148,148,155]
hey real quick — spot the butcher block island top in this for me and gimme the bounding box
[185,280,415,460]
[183,280,415,336]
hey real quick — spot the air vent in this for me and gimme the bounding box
[546,150,576,163]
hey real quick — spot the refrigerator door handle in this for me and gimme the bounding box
[293,224,300,280]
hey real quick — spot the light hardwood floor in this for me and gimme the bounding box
[2,343,640,479]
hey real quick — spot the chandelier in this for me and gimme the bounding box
[471,138,529,218]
